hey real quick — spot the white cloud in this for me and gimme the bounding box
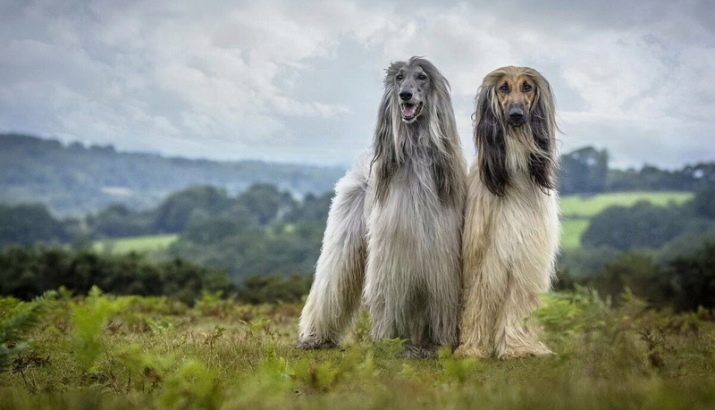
[0,0,713,167]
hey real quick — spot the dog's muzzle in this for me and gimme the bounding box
[400,101,423,123]
[507,105,526,127]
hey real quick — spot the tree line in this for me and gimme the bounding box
[2,150,715,310]
[0,246,312,305]
[559,146,715,194]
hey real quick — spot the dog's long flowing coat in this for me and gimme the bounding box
[457,66,559,359]
[297,57,466,351]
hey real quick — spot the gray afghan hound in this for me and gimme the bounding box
[457,66,559,359]
[297,57,466,356]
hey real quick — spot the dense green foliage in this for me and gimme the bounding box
[87,204,155,238]
[0,134,344,216]
[557,186,715,310]
[0,204,71,246]
[0,289,713,409]
[668,242,715,311]
[167,187,331,280]
[581,201,688,250]
[559,191,692,250]
[581,187,715,251]
[0,247,234,305]
[236,275,312,304]
[560,241,715,311]
[0,292,53,371]
[4,184,714,310]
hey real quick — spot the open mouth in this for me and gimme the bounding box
[400,102,423,122]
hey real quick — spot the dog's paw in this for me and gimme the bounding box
[295,339,337,350]
[454,344,489,358]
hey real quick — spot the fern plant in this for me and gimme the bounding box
[0,292,54,371]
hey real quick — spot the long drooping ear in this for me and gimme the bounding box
[371,73,400,204]
[419,58,464,206]
[527,70,557,192]
[474,82,508,197]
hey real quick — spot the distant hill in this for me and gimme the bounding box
[0,134,344,215]
[2,134,713,216]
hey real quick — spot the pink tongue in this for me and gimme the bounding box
[401,104,417,117]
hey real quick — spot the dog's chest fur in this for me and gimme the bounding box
[368,155,446,245]
[469,136,560,271]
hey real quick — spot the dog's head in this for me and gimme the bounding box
[389,61,429,123]
[474,66,557,196]
[383,57,450,125]
[372,57,463,205]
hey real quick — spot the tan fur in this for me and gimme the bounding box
[457,66,559,359]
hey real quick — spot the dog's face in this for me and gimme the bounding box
[394,63,430,123]
[493,70,537,127]
[474,66,557,196]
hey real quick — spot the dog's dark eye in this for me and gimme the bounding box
[522,83,532,92]
[417,73,427,80]
[499,83,509,93]
[396,74,404,81]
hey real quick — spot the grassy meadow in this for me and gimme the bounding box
[2,190,712,409]
[93,234,179,254]
[559,191,692,218]
[1,289,713,409]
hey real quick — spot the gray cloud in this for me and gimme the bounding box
[0,0,713,168]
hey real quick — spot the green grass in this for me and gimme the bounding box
[560,191,692,218]
[560,218,590,250]
[93,234,178,254]
[1,290,713,409]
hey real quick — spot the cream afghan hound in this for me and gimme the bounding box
[456,66,559,359]
[297,57,466,357]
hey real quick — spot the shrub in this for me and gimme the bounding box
[0,247,234,304]
[236,274,311,304]
[582,201,687,251]
[667,241,715,311]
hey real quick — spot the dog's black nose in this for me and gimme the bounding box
[508,106,525,124]
[399,91,412,101]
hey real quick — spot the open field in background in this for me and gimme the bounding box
[93,234,178,254]
[560,219,590,250]
[1,290,713,409]
[559,191,692,218]
[92,191,693,254]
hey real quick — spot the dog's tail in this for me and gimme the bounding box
[297,155,369,348]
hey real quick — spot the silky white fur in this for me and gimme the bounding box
[298,57,466,351]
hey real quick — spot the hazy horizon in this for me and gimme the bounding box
[2,0,714,168]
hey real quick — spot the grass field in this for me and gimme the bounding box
[560,219,590,250]
[560,191,692,218]
[93,234,178,254]
[1,290,713,409]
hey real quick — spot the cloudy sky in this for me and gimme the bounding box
[1,0,714,168]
